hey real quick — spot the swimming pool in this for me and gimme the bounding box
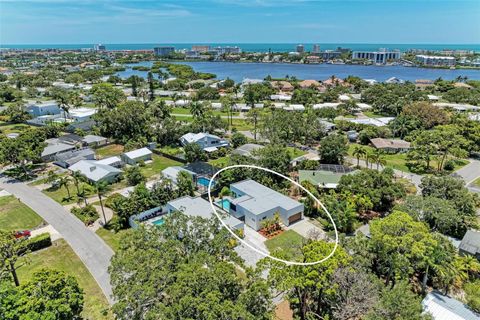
[216,199,230,211]
[197,177,214,187]
[152,218,165,226]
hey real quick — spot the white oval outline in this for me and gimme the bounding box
[207,164,338,266]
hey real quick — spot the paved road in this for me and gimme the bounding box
[454,159,480,185]
[0,177,114,304]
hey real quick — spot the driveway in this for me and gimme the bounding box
[0,177,114,304]
[286,218,328,240]
[234,226,268,268]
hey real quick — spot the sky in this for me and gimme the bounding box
[0,0,479,44]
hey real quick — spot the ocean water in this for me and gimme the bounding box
[116,61,480,82]
[2,43,480,53]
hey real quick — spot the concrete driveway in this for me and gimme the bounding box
[286,218,329,240]
[234,226,268,267]
[0,177,114,304]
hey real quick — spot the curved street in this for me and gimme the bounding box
[0,177,114,304]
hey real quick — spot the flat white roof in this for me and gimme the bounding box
[231,179,302,216]
[123,147,152,160]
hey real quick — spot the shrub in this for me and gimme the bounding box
[105,193,126,209]
[464,280,480,313]
[71,205,99,225]
[24,233,52,252]
[443,159,455,171]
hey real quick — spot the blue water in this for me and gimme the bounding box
[152,218,164,226]
[197,177,214,187]
[216,199,231,211]
[116,61,480,82]
[2,43,480,53]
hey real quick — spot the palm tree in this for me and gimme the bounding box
[352,145,366,167]
[94,181,111,225]
[371,149,386,170]
[77,188,88,207]
[70,171,85,195]
[57,176,72,200]
[189,101,205,121]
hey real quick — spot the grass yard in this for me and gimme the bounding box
[95,144,124,159]
[472,177,480,188]
[96,228,128,252]
[265,230,305,261]
[0,195,44,231]
[208,156,230,168]
[287,147,308,159]
[0,122,35,134]
[362,111,385,118]
[347,143,469,174]
[43,182,96,205]
[140,154,182,178]
[157,145,183,156]
[16,240,112,320]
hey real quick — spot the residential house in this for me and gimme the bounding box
[298,169,355,189]
[232,143,264,159]
[96,156,123,168]
[370,138,411,153]
[82,135,108,147]
[41,142,77,161]
[459,230,480,260]
[298,80,321,89]
[180,132,229,152]
[385,77,405,84]
[166,196,244,230]
[415,79,435,91]
[453,82,473,90]
[26,101,61,117]
[271,81,294,93]
[422,291,479,320]
[69,160,122,183]
[54,148,95,168]
[57,133,84,146]
[121,147,153,165]
[161,166,196,185]
[228,179,304,230]
[322,76,345,87]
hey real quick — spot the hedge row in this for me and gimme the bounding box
[24,233,52,252]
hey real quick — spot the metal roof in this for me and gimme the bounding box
[422,291,479,320]
[231,179,303,216]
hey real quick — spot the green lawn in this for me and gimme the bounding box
[0,195,44,231]
[265,230,305,261]
[43,182,96,205]
[347,143,468,174]
[156,145,183,156]
[95,144,124,159]
[287,147,308,159]
[96,228,128,252]
[16,240,113,320]
[362,111,386,118]
[473,177,480,188]
[0,122,35,134]
[208,156,230,168]
[140,154,182,178]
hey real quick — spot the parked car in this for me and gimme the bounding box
[14,230,31,239]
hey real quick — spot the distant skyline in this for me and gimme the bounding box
[1,0,479,45]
